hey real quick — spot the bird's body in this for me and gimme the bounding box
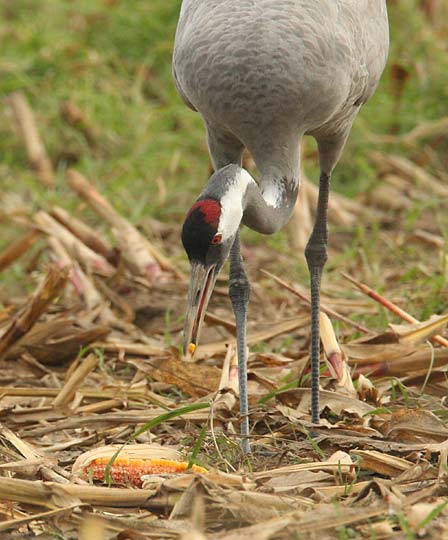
[174,0,389,452]
[174,0,388,179]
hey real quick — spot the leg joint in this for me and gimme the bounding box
[305,241,328,269]
[229,276,251,305]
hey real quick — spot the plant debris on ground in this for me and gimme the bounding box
[0,1,448,539]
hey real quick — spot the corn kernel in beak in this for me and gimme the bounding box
[188,343,196,355]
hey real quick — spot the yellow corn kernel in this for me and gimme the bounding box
[85,457,207,487]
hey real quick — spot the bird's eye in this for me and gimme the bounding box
[211,233,222,245]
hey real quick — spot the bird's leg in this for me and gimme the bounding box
[206,123,244,170]
[304,172,330,424]
[228,232,251,453]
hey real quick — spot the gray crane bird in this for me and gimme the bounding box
[174,0,389,453]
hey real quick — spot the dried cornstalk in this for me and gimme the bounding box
[0,425,48,463]
[412,229,444,249]
[34,210,115,276]
[0,507,80,534]
[342,272,448,348]
[0,266,68,358]
[401,116,448,145]
[48,237,118,326]
[365,347,448,378]
[23,408,211,438]
[4,319,110,364]
[320,312,355,393]
[0,229,41,272]
[0,387,149,400]
[50,206,113,259]
[60,101,99,149]
[197,315,310,356]
[368,151,448,197]
[66,169,178,277]
[218,344,239,394]
[94,341,167,356]
[367,180,413,211]
[287,180,313,252]
[204,312,236,334]
[8,92,55,188]
[76,399,123,414]
[351,449,413,477]
[305,177,359,225]
[366,117,448,147]
[0,476,157,508]
[261,269,372,335]
[48,237,105,310]
[253,458,356,480]
[53,353,99,407]
[0,426,66,484]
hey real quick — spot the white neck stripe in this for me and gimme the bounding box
[218,169,255,240]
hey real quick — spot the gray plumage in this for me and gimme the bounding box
[174,0,389,190]
[174,0,389,452]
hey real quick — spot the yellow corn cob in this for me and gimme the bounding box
[84,457,207,487]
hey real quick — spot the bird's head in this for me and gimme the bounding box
[181,196,241,356]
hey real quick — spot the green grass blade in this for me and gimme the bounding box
[187,423,208,470]
[130,401,210,441]
[258,378,299,405]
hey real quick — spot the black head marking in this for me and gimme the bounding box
[182,199,222,264]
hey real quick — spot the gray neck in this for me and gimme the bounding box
[200,164,299,236]
[243,176,298,234]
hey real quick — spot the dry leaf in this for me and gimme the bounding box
[351,449,414,477]
[150,356,221,397]
[379,409,448,443]
[389,313,448,345]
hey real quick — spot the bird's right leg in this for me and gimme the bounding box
[228,232,251,453]
[304,172,330,424]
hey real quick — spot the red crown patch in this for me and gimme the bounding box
[187,199,221,227]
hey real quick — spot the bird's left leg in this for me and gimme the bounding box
[228,231,251,453]
[206,122,244,170]
[305,131,352,424]
[304,172,330,424]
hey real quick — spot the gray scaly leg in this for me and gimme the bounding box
[304,172,330,424]
[228,232,251,453]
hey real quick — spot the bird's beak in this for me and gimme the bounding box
[183,262,218,357]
